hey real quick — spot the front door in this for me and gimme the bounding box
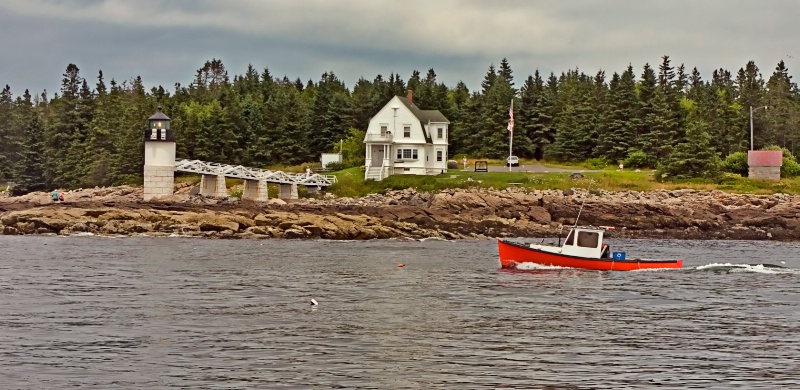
[371,145,384,167]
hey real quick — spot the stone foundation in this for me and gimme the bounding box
[143,165,175,201]
[748,166,781,181]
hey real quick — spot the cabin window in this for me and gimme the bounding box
[380,125,388,136]
[564,230,574,246]
[577,231,600,248]
[404,126,411,137]
[437,127,443,139]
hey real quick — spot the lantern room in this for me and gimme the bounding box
[145,105,173,142]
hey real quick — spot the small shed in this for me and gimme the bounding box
[748,150,782,180]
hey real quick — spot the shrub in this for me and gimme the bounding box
[325,161,347,171]
[447,160,459,169]
[229,185,243,199]
[762,145,800,178]
[584,157,607,170]
[623,150,650,169]
[783,158,800,177]
[721,152,748,176]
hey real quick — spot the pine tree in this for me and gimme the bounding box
[518,71,555,160]
[656,116,722,181]
[498,58,514,89]
[597,66,638,163]
[548,69,596,161]
[309,72,354,158]
[12,90,47,194]
[764,60,799,154]
[589,70,609,159]
[0,85,15,181]
[474,63,517,158]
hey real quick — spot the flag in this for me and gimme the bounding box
[507,99,514,132]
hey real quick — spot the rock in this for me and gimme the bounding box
[2,184,800,241]
[2,226,19,235]
[283,227,310,239]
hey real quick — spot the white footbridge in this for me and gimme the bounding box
[174,159,337,201]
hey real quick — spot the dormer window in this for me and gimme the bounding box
[437,127,443,139]
[403,126,411,137]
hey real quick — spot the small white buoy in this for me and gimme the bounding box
[310,299,318,306]
[781,261,786,264]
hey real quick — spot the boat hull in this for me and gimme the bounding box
[498,239,683,271]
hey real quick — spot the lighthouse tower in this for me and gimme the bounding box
[143,106,176,201]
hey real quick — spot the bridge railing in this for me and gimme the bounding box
[174,159,336,186]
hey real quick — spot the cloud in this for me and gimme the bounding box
[0,0,797,95]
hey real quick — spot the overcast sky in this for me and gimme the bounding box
[1,0,797,97]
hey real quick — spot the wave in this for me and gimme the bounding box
[694,263,799,274]
[514,262,575,271]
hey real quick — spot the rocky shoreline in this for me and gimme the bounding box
[1,185,799,240]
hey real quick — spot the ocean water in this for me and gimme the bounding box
[0,235,798,389]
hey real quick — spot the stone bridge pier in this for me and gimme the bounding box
[242,179,269,202]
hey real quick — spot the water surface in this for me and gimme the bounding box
[1,236,798,389]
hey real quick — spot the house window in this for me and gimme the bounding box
[437,128,443,139]
[436,151,443,162]
[380,125,388,136]
[396,148,418,160]
[404,126,411,137]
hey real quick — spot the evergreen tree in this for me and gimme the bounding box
[707,68,745,156]
[262,83,311,164]
[0,85,14,181]
[589,70,609,159]
[475,63,518,158]
[764,60,799,154]
[548,69,596,161]
[597,66,638,163]
[12,90,48,194]
[109,76,149,185]
[45,63,88,188]
[309,72,354,158]
[656,115,722,181]
[518,71,555,160]
[498,58,514,89]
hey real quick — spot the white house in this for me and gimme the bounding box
[363,90,450,180]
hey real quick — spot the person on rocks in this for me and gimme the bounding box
[58,192,65,202]
[51,190,59,202]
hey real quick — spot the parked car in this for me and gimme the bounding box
[506,156,519,167]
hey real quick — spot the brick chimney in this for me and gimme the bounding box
[407,89,413,105]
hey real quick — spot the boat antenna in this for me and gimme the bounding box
[573,180,594,229]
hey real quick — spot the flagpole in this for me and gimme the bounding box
[508,127,512,172]
[508,99,513,172]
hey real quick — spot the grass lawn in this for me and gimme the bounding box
[175,161,800,198]
[329,166,800,197]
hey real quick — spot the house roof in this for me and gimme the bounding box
[397,96,450,124]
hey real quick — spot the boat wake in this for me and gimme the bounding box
[695,263,799,274]
[514,263,577,271]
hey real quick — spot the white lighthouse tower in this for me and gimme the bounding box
[143,106,176,201]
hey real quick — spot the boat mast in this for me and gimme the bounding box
[573,180,593,228]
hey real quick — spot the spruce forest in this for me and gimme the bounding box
[1,56,798,195]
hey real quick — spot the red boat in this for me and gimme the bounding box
[498,226,683,271]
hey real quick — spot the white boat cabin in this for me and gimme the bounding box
[530,226,611,259]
